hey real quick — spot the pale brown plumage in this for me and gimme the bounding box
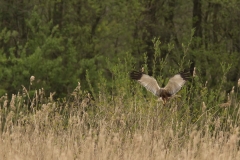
[130,70,191,104]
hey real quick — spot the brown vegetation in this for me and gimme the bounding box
[0,79,239,160]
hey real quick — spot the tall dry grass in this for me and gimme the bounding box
[0,118,239,160]
[0,77,239,160]
[0,49,240,159]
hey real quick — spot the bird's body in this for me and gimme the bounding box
[130,70,191,104]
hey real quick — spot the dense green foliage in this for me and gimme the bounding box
[0,1,240,158]
[0,0,240,98]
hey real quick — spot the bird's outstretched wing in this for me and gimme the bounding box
[163,71,191,95]
[130,71,161,96]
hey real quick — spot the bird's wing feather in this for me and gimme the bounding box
[164,71,190,95]
[130,70,190,97]
[137,74,161,96]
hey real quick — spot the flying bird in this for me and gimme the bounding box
[130,70,191,104]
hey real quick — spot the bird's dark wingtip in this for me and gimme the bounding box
[179,70,191,81]
[130,71,143,80]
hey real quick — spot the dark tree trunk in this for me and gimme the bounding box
[204,2,210,49]
[164,0,179,49]
[192,0,202,44]
[212,3,221,44]
[191,0,202,75]
[144,1,157,75]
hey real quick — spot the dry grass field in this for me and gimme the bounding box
[0,73,240,160]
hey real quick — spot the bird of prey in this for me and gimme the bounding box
[130,70,191,104]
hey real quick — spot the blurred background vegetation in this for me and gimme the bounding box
[0,0,239,98]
